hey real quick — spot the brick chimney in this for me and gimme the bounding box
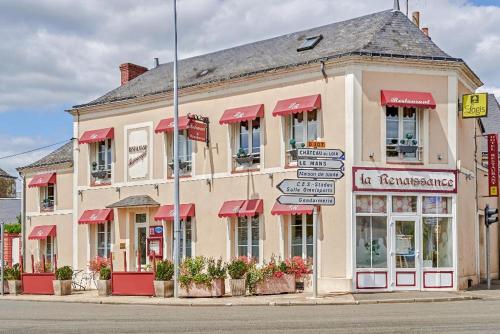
[422,27,430,38]
[412,11,420,28]
[119,63,148,85]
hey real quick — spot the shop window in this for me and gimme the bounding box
[44,236,55,265]
[422,196,453,268]
[355,195,388,268]
[233,119,261,170]
[167,130,193,177]
[97,221,112,258]
[287,111,319,165]
[386,107,422,162]
[236,215,260,260]
[90,139,112,185]
[392,196,417,213]
[40,184,55,212]
[290,214,313,259]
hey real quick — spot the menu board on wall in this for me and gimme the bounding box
[127,127,150,181]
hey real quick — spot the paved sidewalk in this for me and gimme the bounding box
[0,288,488,306]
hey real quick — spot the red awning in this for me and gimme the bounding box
[238,199,263,217]
[381,90,436,109]
[218,200,246,218]
[28,173,56,188]
[272,94,321,116]
[153,204,196,221]
[271,202,314,215]
[79,127,114,144]
[28,225,56,240]
[155,116,191,133]
[78,209,114,224]
[219,104,264,125]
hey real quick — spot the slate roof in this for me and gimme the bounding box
[0,198,21,224]
[17,141,73,172]
[106,195,160,208]
[0,168,16,179]
[481,94,500,152]
[74,9,460,109]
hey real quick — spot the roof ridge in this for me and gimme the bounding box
[355,10,395,55]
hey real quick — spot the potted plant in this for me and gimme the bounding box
[285,256,312,292]
[227,257,249,296]
[154,260,174,298]
[168,160,190,171]
[97,267,111,296]
[5,264,22,295]
[179,256,226,297]
[286,139,305,160]
[397,134,418,154]
[234,148,254,166]
[53,266,73,296]
[247,257,297,295]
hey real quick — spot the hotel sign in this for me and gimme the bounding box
[487,134,499,197]
[127,127,150,181]
[353,167,457,193]
[462,93,488,118]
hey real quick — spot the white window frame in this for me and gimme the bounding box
[90,138,113,185]
[288,214,313,259]
[178,218,194,260]
[96,221,113,258]
[385,107,422,162]
[39,184,56,212]
[166,130,193,177]
[232,118,262,170]
[44,236,56,264]
[234,215,261,261]
[286,110,321,165]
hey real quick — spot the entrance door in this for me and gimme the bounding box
[135,213,148,270]
[391,218,420,290]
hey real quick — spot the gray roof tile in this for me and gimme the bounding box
[107,195,160,208]
[0,168,15,179]
[75,10,457,109]
[17,141,73,171]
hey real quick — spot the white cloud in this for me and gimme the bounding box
[0,0,498,112]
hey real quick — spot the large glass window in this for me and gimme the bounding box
[40,184,55,212]
[234,119,260,168]
[169,130,192,176]
[236,215,260,260]
[179,218,193,259]
[290,214,313,258]
[422,196,453,268]
[355,195,388,268]
[386,107,421,161]
[91,139,112,185]
[97,221,112,258]
[392,196,417,213]
[46,236,54,264]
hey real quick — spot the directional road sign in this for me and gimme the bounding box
[277,179,335,196]
[297,169,344,180]
[297,158,344,170]
[277,195,335,206]
[297,148,344,160]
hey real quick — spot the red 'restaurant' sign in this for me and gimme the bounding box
[487,134,499,197]
[188,120,207,142]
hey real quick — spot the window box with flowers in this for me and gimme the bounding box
[178,257,226,298]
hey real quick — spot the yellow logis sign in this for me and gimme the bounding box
[462,93,488,118]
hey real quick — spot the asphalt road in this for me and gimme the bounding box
[1,299,500,333]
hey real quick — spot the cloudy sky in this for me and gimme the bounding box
[0,0,499,178]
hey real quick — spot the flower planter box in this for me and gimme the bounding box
[53,280,72,296]
[111,272,154,296]
[397,145,418,154]
[229,278,246,296]
[7,280,22,295]
[234,156,255,166]
[97,280,111,296]
[154,280,174,298]
[21,273,55,295]
[179,278,225,298]
[255,274,296,295]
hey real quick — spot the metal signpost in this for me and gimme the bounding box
[1,221,4,296]
[276,147,345,298]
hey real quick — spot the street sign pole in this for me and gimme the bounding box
[312,207,318,298]
[486,222,490,290]
[1,221,4,296]
[172,0,180,298]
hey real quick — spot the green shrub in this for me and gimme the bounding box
[4,223,21,234]
[5,264,21,281]
[179,256,226,289]
[55,266,73,280]
[207,258,226,280]
[227,258,247,279]
[99,267,111,280]
[155,260,174,281]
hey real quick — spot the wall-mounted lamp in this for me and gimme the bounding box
[369,152,375,159]
[116,187,121,194]
[437,154,443,161]
[268,173,274,180]
[78,190,83,196]
[153,184,159,191]
[206,178,211,186]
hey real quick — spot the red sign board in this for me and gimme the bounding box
[188,120,207,142]
[148,225,163,237]
[487,134,499,197]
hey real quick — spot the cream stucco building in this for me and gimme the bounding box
[18,8,500,292]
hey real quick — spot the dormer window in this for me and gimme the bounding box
[297,35,323,52]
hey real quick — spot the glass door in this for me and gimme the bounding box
[391,218,420,290]
[135,213,148,270]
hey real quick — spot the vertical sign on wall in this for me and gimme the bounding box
[487,134,499,197]
[128,127,150,181]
